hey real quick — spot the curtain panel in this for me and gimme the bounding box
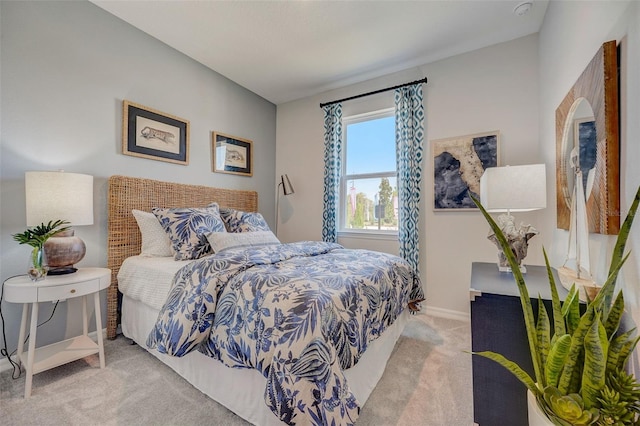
[322,104,343,243]
[395,84,425,273]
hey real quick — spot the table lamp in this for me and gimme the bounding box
[25,171,94,275]
[480,164,546,273]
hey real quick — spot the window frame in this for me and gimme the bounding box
[338,107,397,238]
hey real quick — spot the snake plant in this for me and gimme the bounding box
[471,185,640,425]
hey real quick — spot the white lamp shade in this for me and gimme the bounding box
[25,171,94,226]
[480,164,546,213]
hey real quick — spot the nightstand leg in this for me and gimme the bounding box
[82,295,88,336]
[16,304,29,369]
[94,292,105,369]
[25,302,39,398]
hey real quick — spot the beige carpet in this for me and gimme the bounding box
[0,313,473,425]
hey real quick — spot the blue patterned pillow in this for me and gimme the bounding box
[218,207,271,233]
[152,204,226,260]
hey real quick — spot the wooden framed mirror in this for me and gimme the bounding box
[556,40,619,234]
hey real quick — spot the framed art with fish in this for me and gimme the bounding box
[122,100,189,165]
[212,131,253,177]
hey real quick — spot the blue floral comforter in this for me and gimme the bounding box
[147,241,424,425]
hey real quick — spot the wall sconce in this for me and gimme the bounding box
[480,164,546,273]
[276,174,295,235]
[26,171,94,275]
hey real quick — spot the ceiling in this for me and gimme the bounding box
[91,0,548,105]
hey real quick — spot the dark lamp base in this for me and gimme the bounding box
[47,266,78,275]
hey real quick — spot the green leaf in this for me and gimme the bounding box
[604,291,625,339]
[615,334,640,372]
[563,285,581,335]
[607,185,640,282]
[606,329,638,376]
[591,253,629,320]
[558,307,595,394]
[12,220,70,248]
[545,248,566,338]
[597,183,638,320]
[537,295,551,378]
[545,334,572,388]
[567,352,585,395]
[471,350,538,394]
[472,195,543,385]
[581,313,608,409]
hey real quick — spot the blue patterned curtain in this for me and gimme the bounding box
[395,84,425,273]
[322,103,343,243]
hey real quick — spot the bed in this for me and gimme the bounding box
[106,175,424,425]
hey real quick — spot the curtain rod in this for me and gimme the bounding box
[319,77,428,108]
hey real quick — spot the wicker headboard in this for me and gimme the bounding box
[106,175,258,339]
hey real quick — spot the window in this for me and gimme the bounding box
[340,108,397,234]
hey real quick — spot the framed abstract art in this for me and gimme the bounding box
[432,130,499,210]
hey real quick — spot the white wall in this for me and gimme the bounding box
[0,1,276,355]
[537,0,640,370]
[276,34,541,318]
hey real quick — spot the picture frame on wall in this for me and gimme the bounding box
[122,100,190,165]
[432,130,499,210]
[212,132,253,177]
[555,41,619,235]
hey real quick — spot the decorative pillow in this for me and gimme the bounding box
[205,230,280,253]
[219,207,271,233]
[131,209,173,257]
[152,204,226,260]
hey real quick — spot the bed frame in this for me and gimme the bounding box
[106,175,410,425]
[106,175,258,339]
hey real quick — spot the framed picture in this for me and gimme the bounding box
[212,132,253,176]
[555,41,619,234]
[122,100,189,165]
[432,130,499,210]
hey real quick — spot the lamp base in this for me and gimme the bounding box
[47,266,78,275]
[43,229,86,274]
[488,214,538,277]
[497,264,527,274]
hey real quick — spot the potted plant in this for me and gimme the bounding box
[472,187,640,426]
[12,220,69,281]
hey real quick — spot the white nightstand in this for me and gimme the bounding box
[4,267,111,398]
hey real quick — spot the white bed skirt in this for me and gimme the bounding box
[122,295,409,425]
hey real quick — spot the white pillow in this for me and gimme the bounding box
[205,230,280,253]
[132,209,173,257]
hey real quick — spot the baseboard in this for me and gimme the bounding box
[0,328,107,373]
[425,305,470,322]
[0,309,471,372]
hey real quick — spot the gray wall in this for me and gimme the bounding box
[276,34,541,318]
[0,1,276,358]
